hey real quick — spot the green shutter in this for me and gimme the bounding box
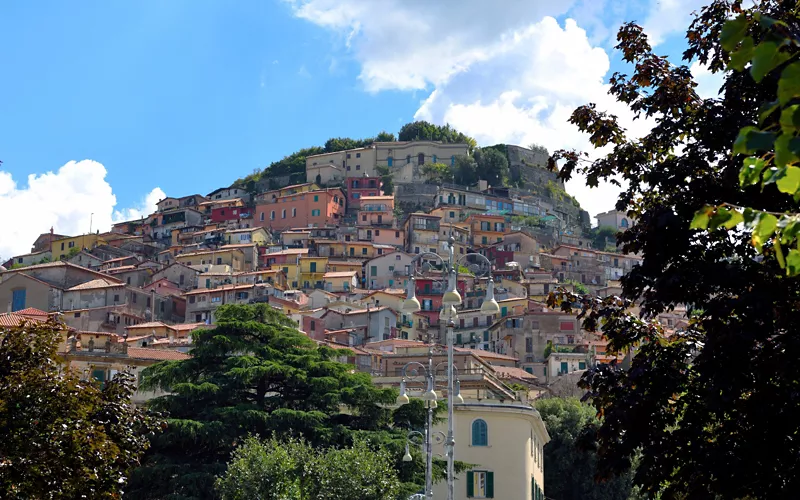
[483,330,489,341]
[456,333,463,344]
[371,266,378,276]
[92,369,106,382]
[486,471,494,498]
[466,471,474,497]
[501,306,507,317]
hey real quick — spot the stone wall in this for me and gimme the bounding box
[394,183,438,214]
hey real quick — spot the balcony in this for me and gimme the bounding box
[362,204,390,212]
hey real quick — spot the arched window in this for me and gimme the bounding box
[259,212,265,222]
[270,211,275,220]
[472,419,488,446]
[620,218,629,228]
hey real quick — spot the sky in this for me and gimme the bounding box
[0,0,724,259]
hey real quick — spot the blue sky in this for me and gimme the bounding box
[0,0,719,258]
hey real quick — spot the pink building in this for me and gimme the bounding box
[255,188,345,231]
[347,177,382,211]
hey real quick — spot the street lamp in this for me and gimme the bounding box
[400,235,497,500]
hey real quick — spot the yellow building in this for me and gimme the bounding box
[322,271,358,292]
[276,262,301,289]
[431,402,549,500]
[175,248,246,272]
[51,234,106,260]
[466,214,509,247]
[299,256,329,289]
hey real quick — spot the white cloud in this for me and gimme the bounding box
[113,187,165,223]
[642,0,709,46]
[0,160,162,260]
[287,0,698,220]
[690,60,725,99]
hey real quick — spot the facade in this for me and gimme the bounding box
[322,271,358,292]
[374,141,470,183]
[6,249,52,268]
[346,176,383,211]
[467,214,509,247]
[225,227,270,246]
[405,213,441,255]
[184,283,264,323]
[357,195,395,227]
[51,234,106,260]
[305,147,378,179]
[596,209,632,231]
[431,403,549,500]
[255,188,345,231]
[207,186,251,203]
[364,251,413,290]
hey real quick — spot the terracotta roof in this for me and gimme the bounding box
[178,248,245,258]
[126,321,169,330]
[493,365,538,381]
[74,330,119,337]
[65,278,125,291]
[102,256,137,264]
[263,248,309,256]
[172,322,208,331]
[323,271,358,278]
[455,347,519,361]
[105,265,138,273]
[220,243,257,249]
[226,227,262,233]
[0,312,47,327]
[127,347,191,360]
[14,307,49,318]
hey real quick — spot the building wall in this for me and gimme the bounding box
[0,273,54,312]
[254,189,345,231]
[365,252,413,290]
[596,210,632,230]
[8,250,52,268]
[431,403,547,500]
[151,264,199,290]
[51,234,104,260]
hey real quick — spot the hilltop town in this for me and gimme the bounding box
[0,137,676,499]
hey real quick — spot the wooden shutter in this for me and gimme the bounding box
[466,471,474,497]
[486,471,494,498]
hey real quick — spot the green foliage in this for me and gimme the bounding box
[527,143,550,157]
[324,137,373,153]
[376,165,394,195]
[549,2,800,498]
[421,162,454,185]
[588,225,618,250]
[511,215,546,228]
[690,7,800,276]
[452,155,479,186]
[129,304,425,500]
[473,148,509,187]
[66,247,80,258]
[546,180,581,208]
[535,398,635,500]
[565,279,590,295]
[375,131,396,142]
[216,436,401,500]
[397,121,476,151]
[0,321,161,499]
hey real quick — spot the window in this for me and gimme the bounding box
[314,195,319,202]
[559,321,574,331]
[353,193,360,199]
[579,361,587,370]
[68,241,75,248]
[362,215,367,222]
[270,211,275,220]
[347,153,351,159]
[311,209,321,216]
[310,321,315,331]
[450,211,455,218]
[189,296,196,304]
[418,153,425,165]
[236,292,249,300]
[356,152,361,158]
[362,248,367,255]
[466,470,494,498]
[146,297,151,307]
[471,419,488,446]
[292,208,297,217]
[61,242,65,250]
[356,165,361,170]
[526,337,533,353]
[375,230,380,236]
[216,257,223,265]
[74,312,81,318]
[260,212,264,221]
[407,154,412,164]
[370,266,378,276]
[211,296,221,303]
[114,294,120,302]
[10,288,25,312]
[132,294,137,303]
[387,156,393,166]
[310,262,317,273]
[347,165,351,171]
[395,231,400,237]
[282,209,286,219]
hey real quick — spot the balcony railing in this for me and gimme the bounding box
[362,205,390,212]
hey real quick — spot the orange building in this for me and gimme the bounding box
[466,214,508,247]
[254,188,345,231]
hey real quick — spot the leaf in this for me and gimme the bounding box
[732,127,776,155]
[727,36,755,72]
[690,207,713,230]
[776,165,800,194]
[775,238,786,269]
[777,62,800,105]
[753,213,778,251]
[750,41,791,82]
[762,166,782,185]
[786,249,800,276]
[775,135,800,168]
[758,100,780,125]
[739,157,767,186]
[779,105,800,133]
[709,207,744,230]
[721,14,749,52]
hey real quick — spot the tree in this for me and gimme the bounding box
[375,131,396,142]
[588,225,618,250]
[216,436,400,500]
[128,304,419,500]
[548,1,800,498]
[452,155,478,186]
[376,165,394,195]
[0,320,161,499]
[535,398,635,500]
[474,148,509,187]
[527,143,550,158]
[421,162,453,185]
[397,121,477,151]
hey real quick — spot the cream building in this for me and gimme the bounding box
[595,209,633,231]
[431,402,549,500]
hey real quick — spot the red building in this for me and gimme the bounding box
[347,177,382,211]
[210,205,252,223]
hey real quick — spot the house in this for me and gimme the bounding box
[405,213,441,256]
[142,278,183,297]
[151,262,200,291]
[280,230,311,248]
[357,195,395,227]
[466,214,509,247]
[373,141,470,183]
[306,161,345,185]
[210,199,249,223]
[482,231,541,269]
[176,248,246,272]
[596,209,633,231]
[254,182,320,203]
[225,227,270,246]
[51,234,106,260]
[346,176,383,211]
[254,188,346,232]
[5,249,53,269]
[64,251,103,270]
[357,226,405,247]
[106,265,153,288]
[322,271,358,292]
[305,305,397,343]
[218,244,258,271]
[157,194,208,212]
[125,320,206,340]
[260,248,309,267]
[307,289,338,309]
[183,283,263,323]
[299,256,328,290]
[364,251,413,290]
[206,185,251,203]
[305,147,378,179]
[32,229,68,253]
[431,402,548,500]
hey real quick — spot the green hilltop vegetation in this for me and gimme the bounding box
[233,121,477,189]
